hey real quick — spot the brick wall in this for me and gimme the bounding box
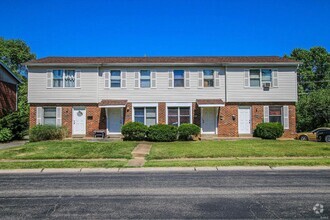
[158,102,166,124]
[0,81,17,117]
[218,104,238,137]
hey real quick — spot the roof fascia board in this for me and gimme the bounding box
[0,61,22,83]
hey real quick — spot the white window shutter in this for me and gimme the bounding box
[185,70,190,88]
[283,106,289,129]
[46,70,52,88]
[36,107,43,125]
[151,71,157,88]
[214,71,220,88]
[121,71,127,88]
[104,71,110,88]
[56,107,62,127]
[244,69,250,87]
[134,72,140,88]
[168,71,174,88]
[263,106,269,123]
[198,71,203,88]
[272,69,278,87]
[75,69,81,88]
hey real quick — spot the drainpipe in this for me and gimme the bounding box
[225,65,227,103]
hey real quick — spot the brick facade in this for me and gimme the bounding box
[30,102,296,138]
[0,81,17,117]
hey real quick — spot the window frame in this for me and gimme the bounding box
[132,103,158,126]
[110,70,121,88]
[166,103,192,126]
[173,70,185,88]
[140,70,151,88]
[43,107,56,126]
[203,69,215,87]
[269,105,283,124]
[249,69,273,88]
[52,69,76,88]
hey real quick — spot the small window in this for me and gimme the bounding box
[111,70,121,88]
[262,69,272,85]
[250,69,261,87]
[269,106,282,123]
[174,70,184,87]
[43,107,56,125]
[140,70,151,88]
[64,70,75,87]
[53,70,63,87]
[203,70,214,87]
[167,107,191,126]
[134,107,157,126]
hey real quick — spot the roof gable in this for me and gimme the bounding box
[0,62,21,84]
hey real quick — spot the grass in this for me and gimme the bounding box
[0,160,127,169]
[145,158,330,167]
[147,140,330,159]
[0,140,137,160]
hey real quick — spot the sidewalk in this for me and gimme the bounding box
[0,166,329,173]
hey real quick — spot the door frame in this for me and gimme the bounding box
[201,107,218,134]
[106,108,123,135]
[72,107,87,135]
[238,106,252,134]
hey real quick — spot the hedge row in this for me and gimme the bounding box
[29,125,68,142]
[121,122,201,142]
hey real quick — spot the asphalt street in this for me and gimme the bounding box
[0,170,329,219]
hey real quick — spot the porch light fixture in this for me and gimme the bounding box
[232,115,236,121]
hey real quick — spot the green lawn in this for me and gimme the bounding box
[0,160,127,169]
[145,158,330,167]
[0,140,137,160]
[147,140,330,159]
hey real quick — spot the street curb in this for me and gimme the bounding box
[0,166,329,174]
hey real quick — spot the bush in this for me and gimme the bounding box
[0,128,13,142]
[121,122,148,141]
[0,111,28,140]
[178,123,201,141]
[253,123,284,139]
[147,124,178,142]
[29,125,67,142]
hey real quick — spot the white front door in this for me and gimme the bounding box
[107,108,123,134]
[72,107,86,135]
[201,108,217,134]
[238,107,251,134]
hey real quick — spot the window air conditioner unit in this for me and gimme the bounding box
[263,82,271,88]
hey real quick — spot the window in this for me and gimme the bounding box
[53,70,76,88]
[261,69,272,85]
[249,69,260,87]
[53,70,63,87]
[111,70,121,88]
[174,70,184,87]
[134,107,157,126]
[269,106,282,123]
[140,70,151,88]
[203,70,214,87]
[167,107,190,126]
[43,107,56,125]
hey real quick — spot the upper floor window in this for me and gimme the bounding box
[203,70,214,87]
[249,69,261,87]
[134,107,157,126]
[140,70,151,88]
[110,70,121,88]
[53,70,76,88]
[261,69,272,85]
[174,70,184,87]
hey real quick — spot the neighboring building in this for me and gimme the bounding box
[25,56,299,137]
[0,62,21,117]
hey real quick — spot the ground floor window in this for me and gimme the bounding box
[134,107,157,126]
[269,106,282,123]
[43,107,56,125]
[167,107,191,126]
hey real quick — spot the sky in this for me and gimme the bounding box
[1,0,329,58]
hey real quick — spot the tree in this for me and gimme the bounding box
[0,38,35,138]
[290,47,330,131]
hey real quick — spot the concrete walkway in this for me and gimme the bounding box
[127,143,152,167]
[0,140,27,150]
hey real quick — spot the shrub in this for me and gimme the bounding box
[178,123,201,141]
[29,125,67,142]
[121,122,148,141]
[0,111,28,140]
[0,128,13,142]
[147,124,178,142]
[253,122,284,139]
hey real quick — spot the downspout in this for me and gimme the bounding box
[225,65,227,103]
[16,84,18,111]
